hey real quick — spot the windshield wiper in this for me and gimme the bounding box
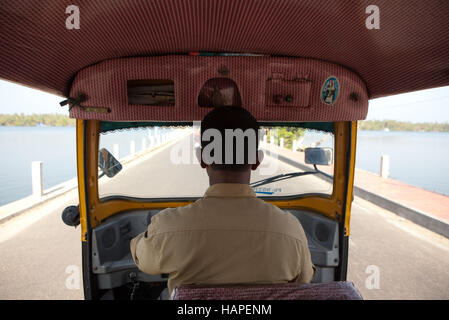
[250,165,325,188]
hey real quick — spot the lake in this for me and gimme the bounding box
[356,130,449,196]
[0,126,448,206]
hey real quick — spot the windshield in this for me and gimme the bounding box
[98,123,334,199]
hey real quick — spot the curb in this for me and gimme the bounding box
[353,186,449,239]
[269,148,449,239]
[0,134,189,225]
[3,139,448,239]
[0,180,78,225]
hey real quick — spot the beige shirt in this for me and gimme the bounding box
[130,183,315,295]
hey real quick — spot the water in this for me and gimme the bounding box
[0,126,174,206]
[1,127,448,206]
[0,126,77,206]
[356,131,449,197]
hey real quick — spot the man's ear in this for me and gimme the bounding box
[251,149,264,171]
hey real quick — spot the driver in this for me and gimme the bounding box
[130,106,315,296]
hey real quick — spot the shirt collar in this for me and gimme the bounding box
[204,183,256,198]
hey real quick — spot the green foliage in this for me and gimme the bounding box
[264,127,305,149]
[358,120,449,132]
[0,114,75,127]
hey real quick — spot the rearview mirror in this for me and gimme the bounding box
[304,147,333,166]
[98,148,122,178]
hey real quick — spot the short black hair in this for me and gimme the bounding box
[201,106,259,171]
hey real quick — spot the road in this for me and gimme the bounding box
[1,137,448,299]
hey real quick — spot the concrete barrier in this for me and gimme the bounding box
[380,155,390,179]
[0,129,190,225]
[263,145,449,239]
[353,185,449,239]
[3,132,448,239]
[31,161,44,199]
[113,144,120,159]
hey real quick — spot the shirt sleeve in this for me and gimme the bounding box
[297,241,316,283]
[129,217,162,275]
[285,212,316,283]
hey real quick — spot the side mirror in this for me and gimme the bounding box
[98,148,122,178]
[304,147,333,166]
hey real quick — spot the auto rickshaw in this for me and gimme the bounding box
[0,0,448,300]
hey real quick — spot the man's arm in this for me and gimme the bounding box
[130,221,162,275]
[286,213,316,283]
[297,242,316,283]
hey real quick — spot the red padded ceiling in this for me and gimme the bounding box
[1,0,448,99]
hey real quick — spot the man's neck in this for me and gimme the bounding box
[207,168,251,185]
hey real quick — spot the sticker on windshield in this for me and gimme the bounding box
[253,187,282,195]
[320,76,339,105]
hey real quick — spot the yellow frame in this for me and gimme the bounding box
[76,120,357,242]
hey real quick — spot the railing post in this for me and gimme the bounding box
[297,137,304,149]
[141,138,146,151]
[130,140,136,158]
[280,138,284,148]
[113,144,120,159]
[270,136,274,145]
[31,161,43,198]
[380,155,390,179]
[292,140,297,152]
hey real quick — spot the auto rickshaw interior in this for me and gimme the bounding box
[1,0,448,300]
[67,55,363,299]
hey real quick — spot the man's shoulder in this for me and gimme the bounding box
[218,197,308,242]
[247,197,296,219]
[258,201,307,240]
[150,197,307,242]
[148,200,202,232]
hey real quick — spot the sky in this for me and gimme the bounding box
[0,79,448,123]
[366,86,449,123]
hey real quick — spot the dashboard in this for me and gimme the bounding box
[91,209,339,290]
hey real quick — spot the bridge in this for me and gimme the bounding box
[0,132,448,299]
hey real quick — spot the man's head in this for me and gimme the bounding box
[200,106,263,184]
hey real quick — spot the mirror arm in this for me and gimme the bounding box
[313,164,326,175]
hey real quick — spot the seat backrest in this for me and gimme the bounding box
[172,281,363,300]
